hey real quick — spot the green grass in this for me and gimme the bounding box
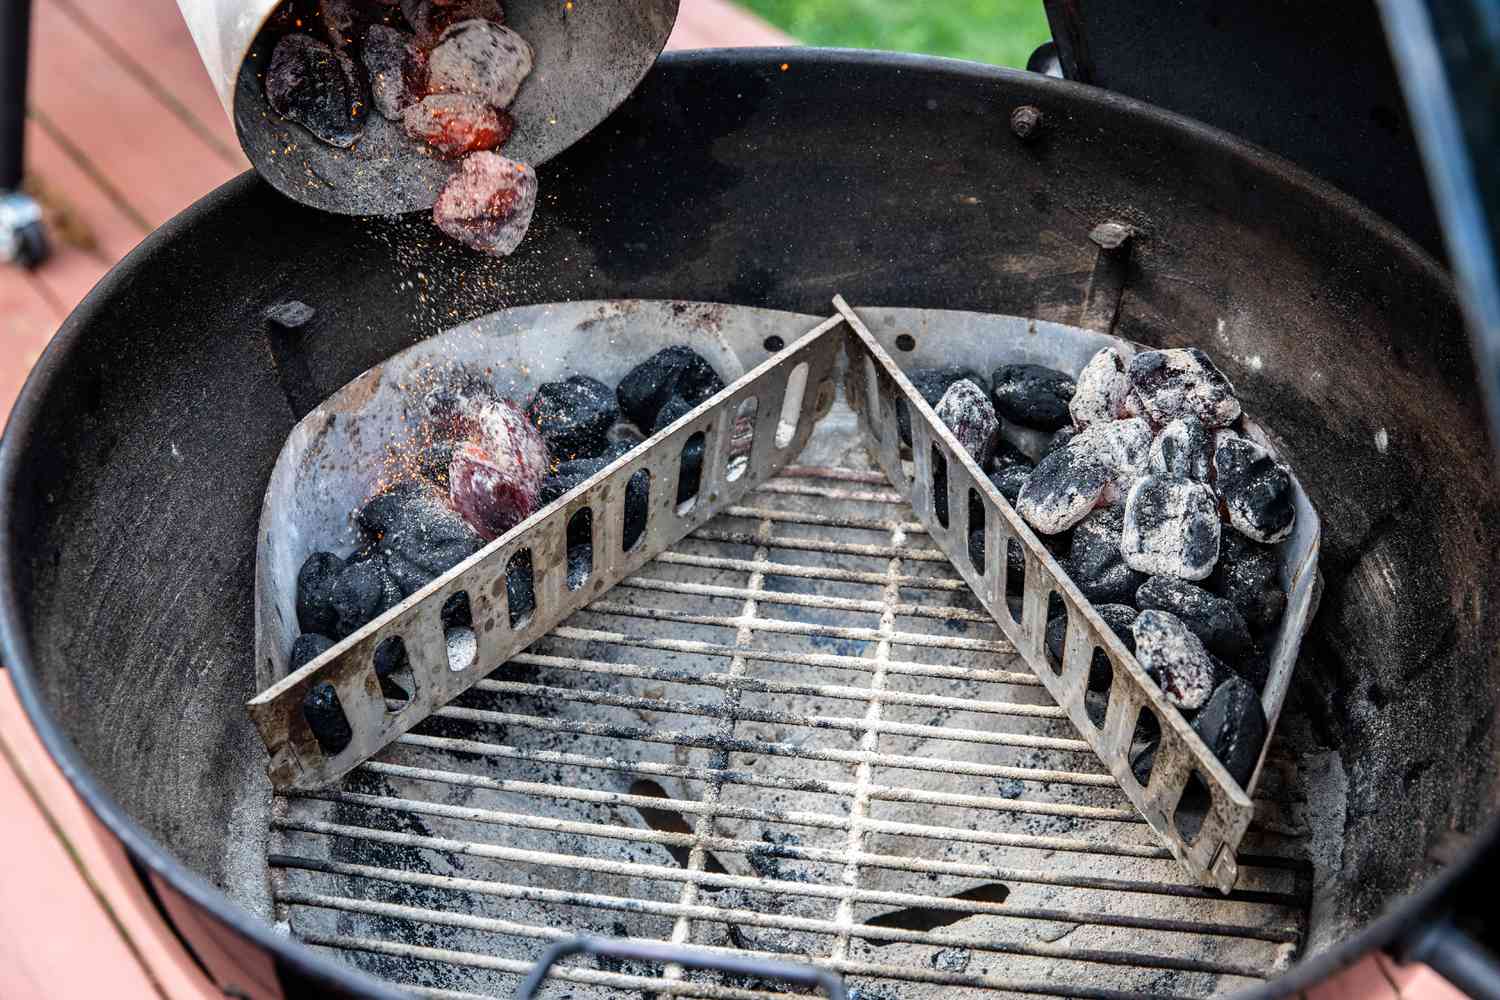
[738,0,1051,69]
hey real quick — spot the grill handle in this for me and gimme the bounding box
[514,936,848,1000]
[1393,920,1500,1000]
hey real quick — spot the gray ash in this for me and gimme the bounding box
[1016,446,1111,534]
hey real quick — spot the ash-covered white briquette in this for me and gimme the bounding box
[1069,347,1132,428]
[1017,445,1112,534]
[1212,430,1295,543]
[1149,415,1212,481]
[1070,416,1152,501]
[1121,473,1221,581]
[426,19,533,109]
[1128,347,1241,428]
[933,379,1000,465]
[1132,609,1223,712]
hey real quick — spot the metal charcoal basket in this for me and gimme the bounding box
[251,298,1320,996]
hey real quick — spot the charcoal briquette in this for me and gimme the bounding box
[1132,609,1224,712]
[1212,431,1295,543]
[1121,474,1221,581]
[1135,575,1252,662]
[289,633,334,671]
[1149,415,1211,481]
[1069,347,1132,428]
[296,550,344,635]
[1041,425,1076,458]
[1128,348,1241,428]
[1070,416,1152,499]
[402,93,511,157]
[616,346,726,431]
[1045,603,1136,691]
[441,590,472,629]
[358,482,483,594]
[990,363,1076,430]
[897,367,987,447]
[448,399,549,540]
[654,396,703,504]
[432,151,537,256]
[264,33,366,149]
[933,379,1000,465]
[426,19,532,107]
[363,23,425,119]
[1191,675,1268,787]
[1060,505,1146,604]
[302,682,353,755]
[987,462,1030,504]
[1210,531,1287,631]
[1016,444,1112,534]
[527,374,619,461]
[330,558,403,638]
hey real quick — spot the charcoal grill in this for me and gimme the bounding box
[3,46,1500,1000]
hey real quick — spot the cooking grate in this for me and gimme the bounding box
[267,461,1312,999]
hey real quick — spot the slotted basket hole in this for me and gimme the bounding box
[676,430,706,513]
[931,443,950,528]
[1175,771,1214,847]
[566,508,593,591]
[506,549,536,629]
[374,635,413,711]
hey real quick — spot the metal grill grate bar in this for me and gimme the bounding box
[270,855,1302,942]
[273,816,1305,905]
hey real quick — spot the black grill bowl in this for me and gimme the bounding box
[2,49,1498,998]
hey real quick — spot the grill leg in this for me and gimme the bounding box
[0,0,49,269]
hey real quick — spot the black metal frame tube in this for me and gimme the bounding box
[0,0,33,191]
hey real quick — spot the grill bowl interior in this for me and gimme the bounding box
[2,49,1497,998]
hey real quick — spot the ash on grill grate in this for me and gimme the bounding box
[269,464,1313,999]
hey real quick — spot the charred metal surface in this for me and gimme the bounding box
[0,51,1495,998]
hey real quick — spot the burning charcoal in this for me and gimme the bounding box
[527,375,618,461]
[265,299,316,333]
[358,483,483,594]
[319,0,365,47]
[418,439,457,486]
[1071,416,1152,500]
[302,682,353,754]
[402,94,511,157]
[990,364,1075,430]
[426,19,532,107]
[1016,446,1112,534]
[1210,532,1287,632]
[1041,425,1075,458]
[432,151,537,257]
[363,24,426,119]
[330,559,403,638]
[1069,347,1131,428]
[449,400,549,540]
[933,380,1000,465]
[265,33,366,149]
[296,551,345,635]
[897,367,987,447]
[1149,415,1211,481]
[654,396,703,504]
[1061,505,1146,604]
[441,591,472,629]
[1135,575,1252,662]
[1132,609,1223,712]
[616,346,726,431]
[1128,348,1241,428]
[1192,675,1268,787]
[401,0,505,44]
[421,368,498,430]
[289,633,334,671]
[988,463,1030,505]
[1212,431,1295,544]
[1046,603,1136,691]
[1121,474,1220,581]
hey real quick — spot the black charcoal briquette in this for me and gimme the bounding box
[990,364,1075,430]
[616,346,725,431]
[264,33,366,149]
[1210,532,1287,632]
[527,374,619,461]
[1149,416,1212,481]
[1134,575,1252,662]
[302,682,353,755]
[988,463,1031,504]
[358,483,483,596]
[1061,505,1146,604]
[296,551,344,635]
[441,591,472,630]
[1191,675,1268,787]
[289,633,334,671]
[1212,431,1295,543]
[654,396,703,504]
[330,558,403,638]
[1045,603,1136,691]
